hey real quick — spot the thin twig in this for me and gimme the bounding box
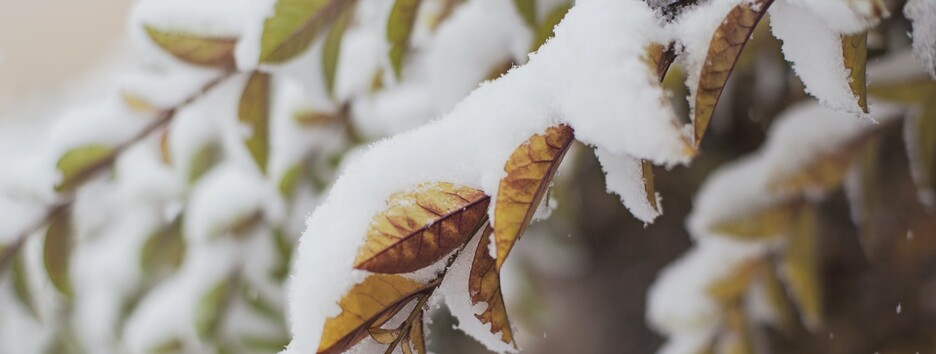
[0,70,235,275]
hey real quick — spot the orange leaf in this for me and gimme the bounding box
[355,182,490,273]
[318,274,425,354]
[469,224,515,346]
[494,125,574,270]
[693,0,771,146]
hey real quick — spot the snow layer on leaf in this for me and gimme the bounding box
[905,0,936,79]
[781,0,885,34]
[770,1,866,115]
[284,0,692,352]
[185,163,281,241]
[595,148,661,223]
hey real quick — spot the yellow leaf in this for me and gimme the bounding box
[720,302,754,354]
[144,26,237,68]
[387,0,423,79]
[693,0,770,147]
[759,259,796,336]
[323,3,355,96]
[159,130,172,166]
[260,0,354,63]
[768,138,869,194]
[121,90,159,114]
[711,201,799,240]
[140,216,186,279]
[405,312,427,354]
[469,225,516,346]
[319,274,425,354]
[842,32,869,113]
[43,208,74,299]
[367,327,401,345]
[355,182,489,273]
[512,0,537,29]
[55,144,114,193]
[868,79,936,103]
[782,204,823,331]
[644,43,676,81]
[851,136,883,258]
[494,125,574,270]
[706,259,763,303]
[530,3,572,52]
[240,72,271,173]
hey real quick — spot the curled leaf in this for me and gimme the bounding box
[782,204,823,331]
[318,274,425,354]
[144,26,237,68]
[355,182,490,273]
[260,0,354,63]
[841,32,869,113]
[239,72,271,173]
[44,208,74,299]
[55,144,114,193]
[387,0,423,79]
[692,0,771,146]
[323,3,355,96]
[469,225,515,346]
[494,125,574,270]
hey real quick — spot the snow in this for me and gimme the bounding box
[284,0,693,352]
[595,148,661,223]
[769,1,866,115]
[905,0,936,79]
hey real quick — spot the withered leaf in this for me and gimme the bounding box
[841,32,869,113]
[367,327,401,345]
[43,209,74,299]
[469,225,515,346]
[782,204,823,331]
[494,125,574,270]
[711,201,799,240]
[387,0,423,79]
[641,160,660,213]
[693,0,771,146]
[355,182,489,273]
[406,312,426,354]
[644,43,676,81]
[239,71,271,173]
[319,274,425,354]
[323,2,354,96]
[144,26,237,68]
[55,144,114,193]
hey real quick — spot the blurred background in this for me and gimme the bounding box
[0,0,934,354]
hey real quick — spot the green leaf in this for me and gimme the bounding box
[43,209,74,299]
[242,335,290,352]
[188,143,222,183]
[196,278,236,340]
[241,282,283,322]
[259,0,355,63]
[512,0,537,29]
[140,216,186,279]
[55,144,114,193]
[279,163,304,198]
[148,338,184,354]
[322,3,355,96]
[387,0,423,79]
[144,26,237,68]
[12,253,40,319]
[271,228,294,281]
[530,3,571,52]
[239,72,272,173]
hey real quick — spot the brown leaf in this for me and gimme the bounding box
[319,274,425,354]
[841,32,869,113]
[239,71,272,173]
[782,204,823,331]
[469,225,515,346]
[367,327,401,345]
[144,26,237,68]
[693,0,772,146]
[644,43,676,81]
[494,125,574,270]
[405,312,426,354]
[641,160,660,213]
[355,182,489,273]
